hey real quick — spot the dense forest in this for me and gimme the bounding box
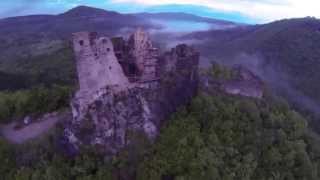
[1,88,320,179]
[0,45,75,124]
[0,46,76,91]
[0,85,72,124]
[188,17,320,111]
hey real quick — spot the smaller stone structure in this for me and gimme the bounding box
[200,63,264,99]
[222,66,264,98]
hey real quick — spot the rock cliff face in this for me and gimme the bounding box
[65,30,199,154]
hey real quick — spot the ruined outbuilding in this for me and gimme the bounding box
[66,29,199,153]
[200,63,264,99]
[222,66,264,98]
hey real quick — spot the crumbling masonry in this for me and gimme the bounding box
[67,29,199,153]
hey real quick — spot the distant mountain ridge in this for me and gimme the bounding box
[0,5,238,91]
[184,17,320,131]
[133,12,237,25]
[0,5,237,59]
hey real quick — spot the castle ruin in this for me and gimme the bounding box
[71,29,160,118]
[68,29,199,153]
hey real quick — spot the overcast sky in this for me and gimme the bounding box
[1,0,319,23]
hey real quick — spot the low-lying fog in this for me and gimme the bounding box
[150,19,211,32]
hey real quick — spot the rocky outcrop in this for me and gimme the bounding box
[222,66,264,98]
[201,63,264,98]
[66,30,199,154]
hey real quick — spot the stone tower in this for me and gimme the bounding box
[72,32,130,115]
[72,32,129,96]
[129,28,159,81]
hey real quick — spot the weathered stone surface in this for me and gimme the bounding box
[222,66,264,98]
[72,32,129,92]
[128,28,155,79]
[66,30,199,153]
[200,64,264,98]
[72,32,129,119]
[222,81,263,98]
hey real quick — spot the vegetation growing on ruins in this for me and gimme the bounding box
[209,62,236,80]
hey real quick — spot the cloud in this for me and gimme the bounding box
[1,0,319,23]
[0,0,43,17]
[111,0,320,22]
[0,0,85,18]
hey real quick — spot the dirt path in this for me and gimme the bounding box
[0,111,71,144]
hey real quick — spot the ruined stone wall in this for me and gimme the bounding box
[72,32,129,115]
[222,81,263,98]
[67,36,199,153]
[72,32,129,92]
[222,66,264,98]
[199,64,264,99]
[129,28,159,81]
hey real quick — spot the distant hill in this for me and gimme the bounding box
[0,6,147,39]
[185,17,320,130]
[0,5,236,53]
[0,6,150,63]
[2,7,320,117]
[134,12,237,25]
[0,6,237,90]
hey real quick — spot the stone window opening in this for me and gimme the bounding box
[116,53,122,59]
[79,40,84,46]
[107,48,110,52]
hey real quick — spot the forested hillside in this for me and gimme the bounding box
[189,17,320,101]
[0,45,75,90]
[1,89,320,180]
[186,17,320,131]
